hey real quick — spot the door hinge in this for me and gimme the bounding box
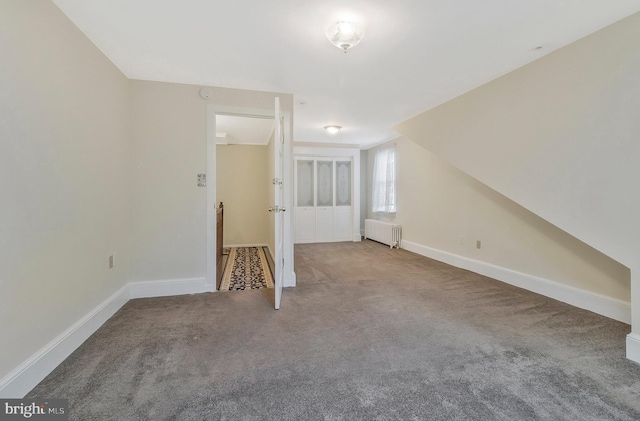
[197,173,206,187]
[272,178,282,185]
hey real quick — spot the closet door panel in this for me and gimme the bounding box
[335,161,351,207]
[316,207,334,241]
[315,160,334,242]
[295,207,316,243]
[316,161,333,207]
[296,160,314,207]
[334,207,352,241]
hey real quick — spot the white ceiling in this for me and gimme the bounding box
[53,0,640,148]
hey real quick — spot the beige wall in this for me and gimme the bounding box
[394,13,640,272]
[367,137,630,301]
[0,1,131,381]
[0,1,294,389]
[129,81,206,282]
[394,12,640,330]
[130,80,292,282]
[216,145,269,246]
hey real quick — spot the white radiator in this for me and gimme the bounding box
[364,219,402,249]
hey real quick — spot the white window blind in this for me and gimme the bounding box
[372,144,396,214]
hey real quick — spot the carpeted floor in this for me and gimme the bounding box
[28,240,640,420]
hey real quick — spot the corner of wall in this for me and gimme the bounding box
[402,240,631,324]
[0,285,130,398]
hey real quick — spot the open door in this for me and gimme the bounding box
[270,97,285,309]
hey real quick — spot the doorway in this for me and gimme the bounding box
[215,114,275,291]
[205,102,295,309]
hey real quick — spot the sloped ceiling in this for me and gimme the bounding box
[52,0,640,148]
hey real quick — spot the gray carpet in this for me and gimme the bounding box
[28,240,640,420]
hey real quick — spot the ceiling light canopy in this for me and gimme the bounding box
[324,125,342,135]
[326,21,365,53]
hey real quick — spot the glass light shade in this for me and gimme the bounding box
[326,21,365,53]
[324,125,341,135]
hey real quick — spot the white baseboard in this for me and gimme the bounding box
[627,333,640,364]
[353,232,362,242]
[0,276,212,398]
[3,240,631,398]
[129,277,208,299]
[0,285,130,398]
[402,240,631,324]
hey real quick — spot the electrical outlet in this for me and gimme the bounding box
[476,240,481,249]
[459,235,464,245]
[109,254,115,269]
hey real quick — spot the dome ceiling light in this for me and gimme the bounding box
[324,125,342,135]
[326,21,365,53]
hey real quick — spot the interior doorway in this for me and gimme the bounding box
[206,101,295,308]
[215,113,276,291]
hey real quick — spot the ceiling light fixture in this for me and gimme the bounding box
[326,21,365,53]
[324,125,342,135]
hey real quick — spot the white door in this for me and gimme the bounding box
[272,97,285,309]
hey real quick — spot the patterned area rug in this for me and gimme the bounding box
[220,247,274,291]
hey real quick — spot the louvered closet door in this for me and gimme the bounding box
[316,160,334,241]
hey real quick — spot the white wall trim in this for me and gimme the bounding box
[0,285,130,398]
[0,276,213,398]
[205,104,218,290]
[402,240,631,324]
[128,277,208,299]
[626,333,640,364]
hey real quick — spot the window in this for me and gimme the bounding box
[372,143,396,214]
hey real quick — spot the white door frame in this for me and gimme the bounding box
[206,104,295,290]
